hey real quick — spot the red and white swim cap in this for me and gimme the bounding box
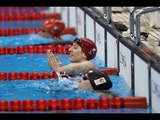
[42,19,65,37]
[74,38,97,60]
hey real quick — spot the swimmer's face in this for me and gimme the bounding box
[39,29,53,38]
[78,79,94,90]
[68,42,86,63]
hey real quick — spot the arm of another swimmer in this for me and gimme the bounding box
[57,61,96,74]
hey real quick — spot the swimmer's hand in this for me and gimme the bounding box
[46,49,62,72]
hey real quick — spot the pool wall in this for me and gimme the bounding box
[51,7,160,112]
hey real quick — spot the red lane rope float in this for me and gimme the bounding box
[0,27,76,36]
[98,98,110,109]
[0,68,118,81]
[0,97,147,111]
[22,100,34,111]
[48,99,60,110]
[0,71,58,80]
[0,27,41,36]
[123,97,147,108]
[10,100,22,111]
[100,68,118,75]
[0,100,9,111]
[0,12,61,21]
[0,44,72,55]
[73,98,85,110]
[0,28,34,36]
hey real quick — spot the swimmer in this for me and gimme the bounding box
[38,18,76,43]
[46,37,97,75]
[39,18,65,40]
[78,69,116,98]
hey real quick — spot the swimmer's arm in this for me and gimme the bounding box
[56,61,96,74]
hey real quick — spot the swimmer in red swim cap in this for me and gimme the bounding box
[46,37,97,75]
[39,18,76,42]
